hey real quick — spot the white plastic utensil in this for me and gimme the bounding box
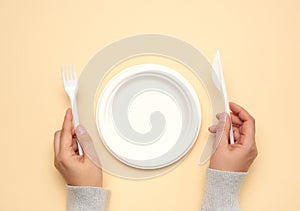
[61,65,83,155]
[212,51,234,144]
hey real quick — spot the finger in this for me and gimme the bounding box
[209,112,231,133]
[215,113,231,147]
[230,102,255,143]
[208,125,217,133]
[54,130,61,156]
[232,127,240,142]
[229,102,253,122]
[62,108,73,131]
[216,112,227,120]
[60,109,74,149]
[230,113,243,126]
[72,138,79,153]
[75,125,101,167]
[240,121,256,144]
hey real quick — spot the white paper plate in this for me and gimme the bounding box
[78,34,226,178]
[96,64,201,169]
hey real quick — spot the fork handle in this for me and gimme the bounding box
[71,98,83,156]
[71,99,80,127]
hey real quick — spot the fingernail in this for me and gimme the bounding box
[218,113,226,122]
[76,125,86,135]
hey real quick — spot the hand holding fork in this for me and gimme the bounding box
[61,65,83,155]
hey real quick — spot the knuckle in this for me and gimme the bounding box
[54,158,60,169]
[216,127,223,133]
[54,154,65,169]
[253,148,258,157]
[249,145,258,158]
[54,160,59,169]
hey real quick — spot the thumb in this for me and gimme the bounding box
[75,125,101,167]
[215,112,231,147]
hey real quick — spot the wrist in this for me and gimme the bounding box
[65,175,102,187]
[66,179,102,187]
[209,163,249,172]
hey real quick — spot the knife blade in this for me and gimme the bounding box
[212,51,234,144]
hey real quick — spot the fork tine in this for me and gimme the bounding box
[68,66,72,80]
[65,66,68,80]
[70,65,74,80]
[61,66,66,82]
[61,65,78,81]
[72,65,77,80]
[65,65,68,79]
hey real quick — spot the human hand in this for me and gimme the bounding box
[54,109,102,187]
[208,102,258,172]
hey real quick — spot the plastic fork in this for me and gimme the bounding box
[61,65,83,155]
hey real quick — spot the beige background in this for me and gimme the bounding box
[0,0,299,210]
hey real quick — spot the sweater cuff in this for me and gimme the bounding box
[201,168,247,211]
[66,185,110,211]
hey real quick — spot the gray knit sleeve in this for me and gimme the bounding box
[200,168,247,211]
[66,185,110,211]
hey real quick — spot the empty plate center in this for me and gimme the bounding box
[96,63,201,168]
